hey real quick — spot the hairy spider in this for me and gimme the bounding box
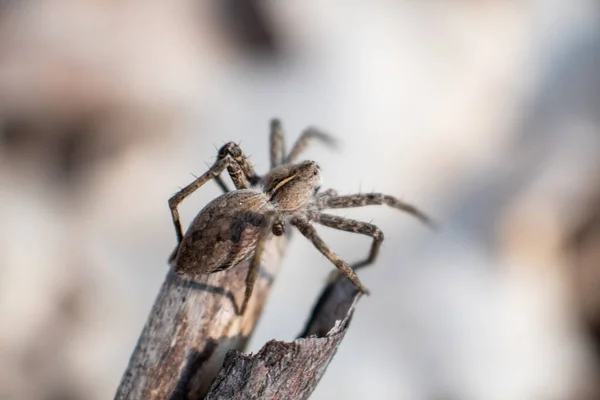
[168,119,432,313]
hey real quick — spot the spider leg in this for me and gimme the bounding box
[316,188,338,200]
[269,119,286,168]
[286,126,337,164]
[308,212,383,271]
[241,210,278,314]
[291,216,370,294]
[169,143,261,262]
[214,142,262,192]
[317,193,434,228]
[213,175,231,193]
[168,153,249,247]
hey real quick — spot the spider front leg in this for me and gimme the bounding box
[213,142,261,193]
[308,212,383,270]
[169,154,248,246]
[318,192,434,228]
[241,210,279,314]
[286,126,337,163]
[291,216,370,294]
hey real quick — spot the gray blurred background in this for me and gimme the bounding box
[1,1,600,399]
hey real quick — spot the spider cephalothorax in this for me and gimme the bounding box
[168,119,432,313]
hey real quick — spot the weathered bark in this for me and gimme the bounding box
[206,275,360,400]
[115,234,361,400]
[115,236,287,400]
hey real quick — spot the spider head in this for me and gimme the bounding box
[263,160,321,211]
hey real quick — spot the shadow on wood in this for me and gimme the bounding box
[115,233,362,400]
[115,235,287,400]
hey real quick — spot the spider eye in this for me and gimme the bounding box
[313,170,318,176]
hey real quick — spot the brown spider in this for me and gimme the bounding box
[168,119,432,314]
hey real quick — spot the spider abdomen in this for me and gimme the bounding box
[174,189,273,276]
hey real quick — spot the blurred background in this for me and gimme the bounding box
[1,1,600,399]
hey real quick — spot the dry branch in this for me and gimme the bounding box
[115,235,361,400]
[206,275,360,399]
[115,236,287,400]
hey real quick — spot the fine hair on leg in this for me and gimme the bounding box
[308,211,384,270]
[291,216,369,294]
[286,126,337,164]
[214,141,261,193]
[167,154,249,262]
[317,192,434,228]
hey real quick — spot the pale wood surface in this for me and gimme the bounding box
[115,233,360,400]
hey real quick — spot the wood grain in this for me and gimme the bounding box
[115,235,287,400]
[115,237,362,400]
[205,275,361,399]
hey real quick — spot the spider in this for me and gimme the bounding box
[168,119,432,314]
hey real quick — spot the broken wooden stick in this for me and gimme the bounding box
[205,275,361,399]
[115,234,287,400]
[115,234,361,400]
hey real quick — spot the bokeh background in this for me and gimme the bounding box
[1,1,600,399]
